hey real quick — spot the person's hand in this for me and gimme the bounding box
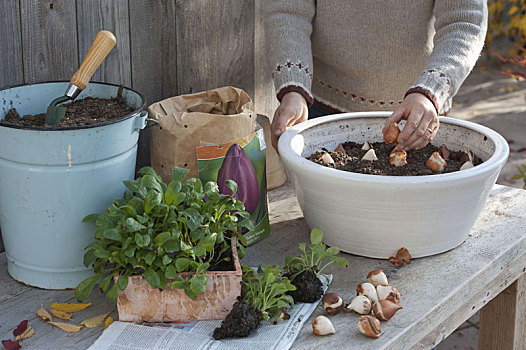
[383,93,439,150]
[271,92,308,152]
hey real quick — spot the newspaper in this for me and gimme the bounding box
[87,275,331,350]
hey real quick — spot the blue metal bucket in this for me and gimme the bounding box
[0,82,147,289]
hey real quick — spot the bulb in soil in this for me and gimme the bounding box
[362,149,378,161]
[284,270,323,303]
[367,269,389,286]
[334,143,345,153]
[376,285,402,304]
[357,316,381,338]
[312,316,335,336]
[460,150,474,164]
[321,152,335,164]
[383,122,401,144]
[439,144,451,160]
[322,293,344,315]
[344,295,372,314]
[460,161,474,170]
[356,282,379,303]
[361,141,372,150]
[389,150,407,167]
[426,151,447,171]
[213,301,262,339]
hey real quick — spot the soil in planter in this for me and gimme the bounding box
[1,88,133,128]
[308,142,482,176]
[284,270,323,303]
[213,300,262,339]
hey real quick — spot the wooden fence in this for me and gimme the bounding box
[0,0,278,252]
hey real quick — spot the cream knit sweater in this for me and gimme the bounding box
[264,0,488,115]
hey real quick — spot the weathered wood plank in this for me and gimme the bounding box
[0,0,23,89]
[76,0,131,86]
[129,0,177,105]
[20,0,78,83]
[478,273,526,350]
[254,0,279,119]
[175,0,255,97]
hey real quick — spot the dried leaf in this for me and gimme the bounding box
[37,305,53,322]
[389,247,412,266]
[1,339,21,350]
[50,308,72,320]
[48,322,83,333]
[104,317,114,330]
[13,320,28,336]
[14,326,35,341]
[80,313,110,329]
[50,302,92,313]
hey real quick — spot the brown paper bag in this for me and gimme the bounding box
[149,86,256,183]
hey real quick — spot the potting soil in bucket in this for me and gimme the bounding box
[0,82,146,289]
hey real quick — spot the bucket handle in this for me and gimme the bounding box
[134,111,158,131]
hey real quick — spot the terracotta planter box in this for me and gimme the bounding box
[117,237,242,322]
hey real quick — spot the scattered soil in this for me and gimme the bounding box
[284,270,323,303]
[213,300,262,339]
[1,88,133,128]
[308,142,483,176]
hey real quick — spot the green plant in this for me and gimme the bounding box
[284,228,348,280]
[241,265,296,322]
[75,166,253,302]
[511,164,526,189]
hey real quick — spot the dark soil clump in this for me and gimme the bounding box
[308,142,482,176]
[213,300,262,339]
[284,270,323,303]
[1,88,133,128]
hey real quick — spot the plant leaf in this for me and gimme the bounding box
[82,214,99,223]
[143,269,160,289]
[106,283,119,302]
[153,232,172,246]
[310,228,324,245]
[37,305,53,322]
[103,229,122,241]
[50,302,92,313]
[104,317,114,330]
[49,308,72,320]
[124,218,146,232]
[83,249,97,268]
[172,167,190,182]
[75,275,101,302]
[117,275,129,290]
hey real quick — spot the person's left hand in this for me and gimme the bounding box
[382,93,439,150]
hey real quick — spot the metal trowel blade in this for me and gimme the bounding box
[45,105,68,126]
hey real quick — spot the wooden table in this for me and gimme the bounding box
[1,183,525,349]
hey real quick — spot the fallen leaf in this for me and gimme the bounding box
[1,339,21,350]
[50,302,92,313]
[81,313,110,329]
[13,320,28,336]
[50,308,72,320]
[48,322,83,333]
[104,317,114,330]
[37,305,53,322]
[14,326,35,341]
[389,247,412,266]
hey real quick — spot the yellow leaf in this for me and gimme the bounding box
[50,308,72,320]
[509,6,518,15]
[50,302,92,313]
[104,317,114,330]
[37,305,53,322]
[80,313,111,329]
[14,326,35,341]
[48,322,83,333]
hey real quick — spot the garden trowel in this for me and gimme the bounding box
[45,30,116,125]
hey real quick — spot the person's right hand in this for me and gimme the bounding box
[271,92,308,152]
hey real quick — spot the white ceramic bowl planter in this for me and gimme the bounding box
[278,112,509,258]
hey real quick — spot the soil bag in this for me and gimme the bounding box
[148,86,270,245]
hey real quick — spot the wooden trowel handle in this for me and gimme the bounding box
[70,30,116,90]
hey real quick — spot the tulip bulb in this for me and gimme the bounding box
[390,150,407,167]
[426,151,447,171]
[357,316,381,338]
[372,300,403,321]
[344,295,372,314]
[377,285,402,304]
[356,282,379,303]
[367,269,389,286]
[362,149,378,161]
[334,143,346,153]
[322,293,344,315]
[439,144,451,160]
[384,122,401,144]
[312,316,335,336]
[460,161,474,170]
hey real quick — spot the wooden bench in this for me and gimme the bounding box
[1,183,525,349]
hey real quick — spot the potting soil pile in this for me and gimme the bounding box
[87,275,332,350]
